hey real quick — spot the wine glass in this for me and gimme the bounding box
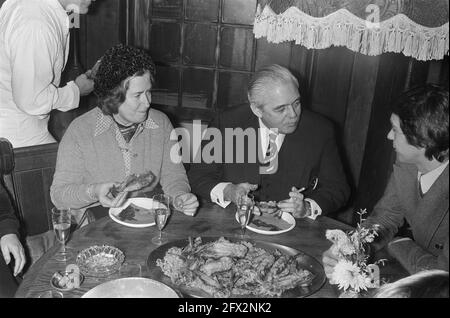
[51,208,73,262]
[235,194,254,239]
[151,194,171,245]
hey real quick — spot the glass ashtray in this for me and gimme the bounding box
[76,245,125,277]
[51,270,85,291]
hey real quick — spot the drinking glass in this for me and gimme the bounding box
[235,194,254,239]
[51,208,73,262]
[151,194,171,245]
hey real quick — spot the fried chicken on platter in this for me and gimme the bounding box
[156,237,315,298]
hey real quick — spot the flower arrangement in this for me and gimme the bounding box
[325,209,386,295]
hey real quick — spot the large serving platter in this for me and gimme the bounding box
[147,237,326,298]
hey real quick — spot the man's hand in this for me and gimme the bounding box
[174,193,199,217]
[322,246,339,280]
[277,186,310,218]
[223,183,258,205]
[75,73,94,96]
[1,234,26,277]
[93,183,128,208]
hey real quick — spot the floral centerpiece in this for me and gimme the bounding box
[325,209,386,297]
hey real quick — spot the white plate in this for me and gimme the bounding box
[82,277,180,298]
[109,198,161,228]
[235,212,296,235]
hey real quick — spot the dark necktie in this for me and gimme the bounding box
[265,132,277,159]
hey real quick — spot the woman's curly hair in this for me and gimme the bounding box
[94,44,156,115]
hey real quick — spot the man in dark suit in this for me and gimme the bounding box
[323,84,449,276]
[188,64,350,219]
[1,181,25,297]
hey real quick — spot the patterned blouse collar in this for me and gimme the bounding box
[94,108,159,137]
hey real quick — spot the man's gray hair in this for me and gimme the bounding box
[248,64,299,107]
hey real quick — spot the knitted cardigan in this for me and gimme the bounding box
[50,107,190,209]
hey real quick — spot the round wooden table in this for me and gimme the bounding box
[15,203,407,298]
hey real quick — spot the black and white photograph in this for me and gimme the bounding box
[0,0,448,302]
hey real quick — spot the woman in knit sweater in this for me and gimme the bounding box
[50,44,198,217]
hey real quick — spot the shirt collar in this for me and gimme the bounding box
[94,108,159,137]
[418,160,449,193]
[258,118,284,137]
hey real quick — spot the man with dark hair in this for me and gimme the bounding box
[323,84,449,275]
[0,181,25,298]
[188,64,350,219]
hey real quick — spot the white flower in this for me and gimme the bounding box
[338,241,356,256]
[330,260,371,293]
[327,230,356,256]
[326,229,347,244]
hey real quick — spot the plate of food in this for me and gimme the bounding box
[82,277,180,298]
[109,198,160,228]
[237,203,296,235]
[76,245,125,277]
[147,236,325,298]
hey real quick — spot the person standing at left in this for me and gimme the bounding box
[0,0,95,148]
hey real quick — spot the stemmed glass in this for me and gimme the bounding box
[235,194,254,239]
[51,208,73,262]
[151,194,171,245]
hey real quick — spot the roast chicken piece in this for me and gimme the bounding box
[200,257,233,276]
[198,240,248,259]
[111,170,156,197]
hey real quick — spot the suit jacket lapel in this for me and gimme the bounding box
[277,119,309,185]
[414,166,449,248]
[246,112,261,183]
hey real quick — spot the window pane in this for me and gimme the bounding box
[220,27,254,71]
[152,66,180,107]
[222,0,257,25]
[182,68,215,109]
[217,72,251,109]
[183,23,217,66]
[149,22,181,63]
[185,0,219,22]
[152,0,183,19]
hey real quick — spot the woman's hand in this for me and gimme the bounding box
[174,193,199,217]
[92,183,128,208]
[1,234,26,276]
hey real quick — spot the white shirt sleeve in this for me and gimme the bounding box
[9,21,79,117]
[305,198,322,220]
[210,182,232,208]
